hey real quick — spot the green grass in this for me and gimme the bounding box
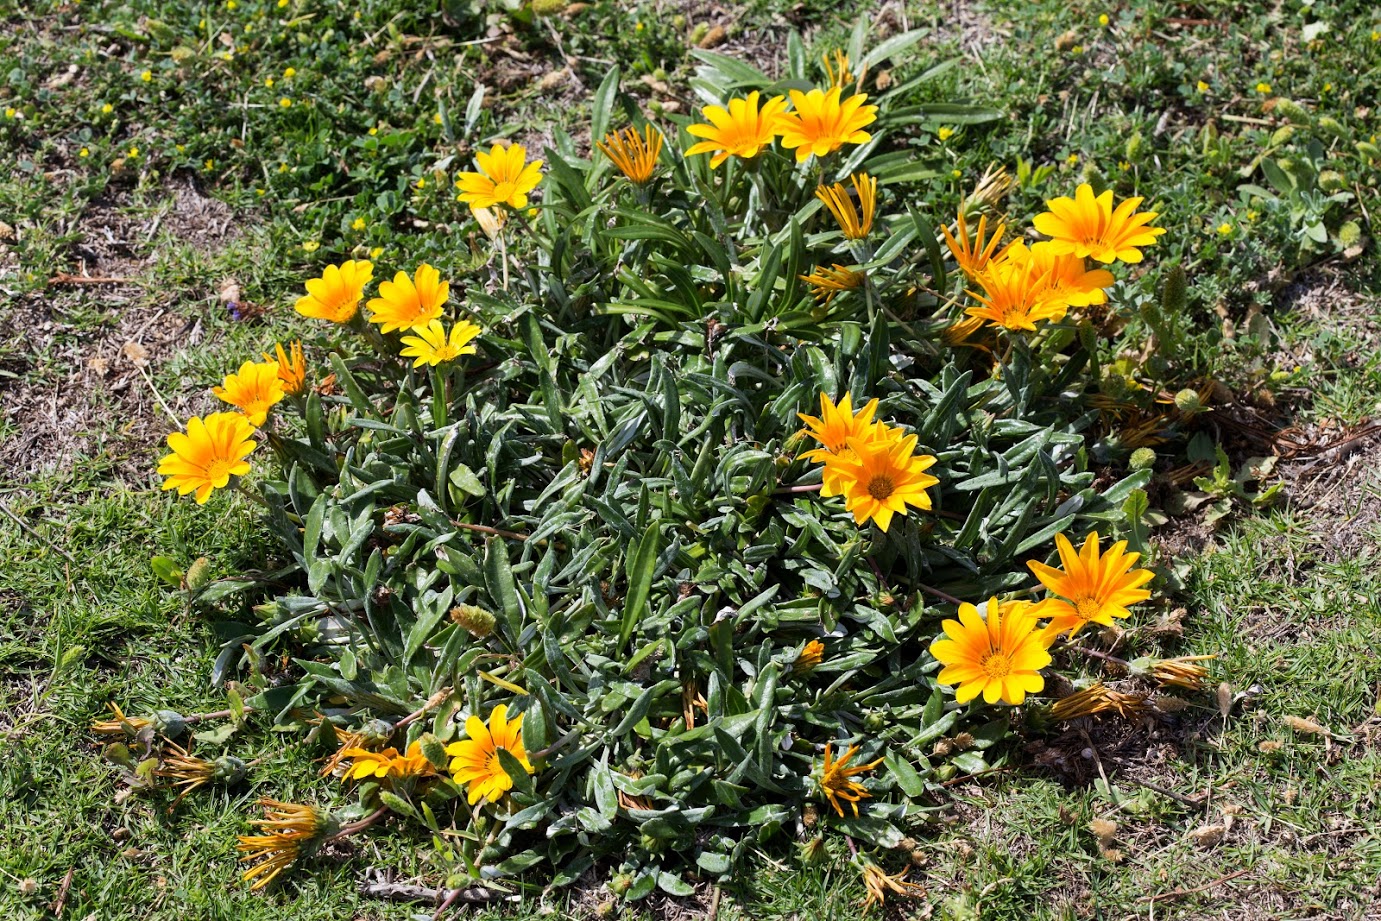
[2,0,1380,916]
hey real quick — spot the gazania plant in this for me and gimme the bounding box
[118,26,1219,914]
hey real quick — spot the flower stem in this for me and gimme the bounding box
[326,805,390,842]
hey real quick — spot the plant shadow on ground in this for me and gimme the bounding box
[2,0,1380,917]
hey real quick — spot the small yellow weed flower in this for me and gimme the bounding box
[455,143,544,210]
[929,599,1055,705]
[445,704,534,805]
[596,124,664,184]
[279,97,292,108]
[79,147,90,157]
[775,87,877,162]
[1032,182,1165,264]
[800,264,864,305]
[1098,12,1110,26]
[1197,80,1210,92]
[367,263,449,333]
[351,216,366,230]
[213,360,286,426]
[817,742,882,817]
[158,412,258,504]
[822,431,939,532]
[937,126,954,141]
[1027,531,1154,636]
[1255,81,1271,94]
[940,210,1007,280]
[294,259,374,323]
[301,240,319,252]
[283,66,296,78]
[261,341,307,395]
[1217,222,1233,235]
[399,319,482,368]
[102,103,113,114]
[815,172,877,240]
[141,69,153,82]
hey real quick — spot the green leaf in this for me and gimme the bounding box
[590,66,621,143]
[618,521,661,651]
[150,556,183,587]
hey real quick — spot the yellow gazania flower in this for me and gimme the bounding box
[1001,241,1115,311]
[596,124,664,184]
[237,798,332,890]
[455,143,544,210]
[929,598,1055,705]
[444,704,535,805]
[158,412,257,504]
[801,264,865,305]
[1027,531,1155,636]
[940,210,1007,280]
[212,360,285,426]
[815,172,877,240]
[366,263,449,333]
[294,259,374,324]
[793,639,825,674]
[1031,183,1166,264]
[398,319,482,368]
[340,741,434,781]
[821,431,940,532]
[822,50,853,91]
[262,340,307,395]
[965,259,1067,331]
[775,87,877,162]
[684,91,787,168]
[818,741,882,817]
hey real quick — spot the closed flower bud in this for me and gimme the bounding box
[1316,115,1347,140]
[185,556,213,590]
[1129,447,1157,470]
[450,604,497,638]
[1174,389,1205,413]
[1318,170,1345,192]
[1273,98,1310,125]
[1124,130,1143,162]
[610,873,633,895]
[213,755,248,783]
[152,710,187,737]
[361,718,395,745]
[798,835,827,865]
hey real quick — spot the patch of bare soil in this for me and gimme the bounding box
[0,176,238,490]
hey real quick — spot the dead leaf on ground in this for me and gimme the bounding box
[122,341,150,367]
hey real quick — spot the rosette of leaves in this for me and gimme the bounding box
[191,53,1153,897]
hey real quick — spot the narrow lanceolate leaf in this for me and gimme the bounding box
[618,521,660,651]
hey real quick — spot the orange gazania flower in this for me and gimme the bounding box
[455,143,543,211]
[941,211,1008,280]
[685,91,787,168]
[818,741,882,817]
[158,412,257,504]
[1032,183,1166,264]
[1028,532,1155,636]
[929,599,1055,705]
[366,263,449,333]
[965,259,1066,331]
[776,87,877,162]
[815,172,877,240]
[262,341,307,395]
[294,260,374,324]
[596,124,663,184]
[213,360,285,426]
[1002,242,1115,311]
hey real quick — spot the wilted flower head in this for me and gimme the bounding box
[815,172,877,240]
[237,798,335,890]
[860,861,926,910]
[91,702,150,738]
[261,341,307,395]
[1049,682,1148,721]
[793,639,826,674]
[596,124,664,184]
[801,264,865,305]
[817,741,882,817]
[156,742,246,807]
[1130,654,1216,691]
